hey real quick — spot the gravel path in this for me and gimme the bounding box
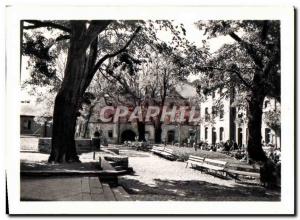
[118,149,280,201]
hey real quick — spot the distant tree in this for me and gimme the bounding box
[95,22,202,143]
[195,20,280,162]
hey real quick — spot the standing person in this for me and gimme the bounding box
[92,128,101,159]
[232,141,238,150]
[94,128,100,138]
[193,142,197,151]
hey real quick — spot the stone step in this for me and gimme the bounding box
[81,177,91,200]
[89,177,106,201]
[111,186,132,201]
[101,183,117,201]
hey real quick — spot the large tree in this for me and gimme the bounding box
[22,20,142,162]
[195,20,280,162]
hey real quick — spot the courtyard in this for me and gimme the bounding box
[20,137,280,201]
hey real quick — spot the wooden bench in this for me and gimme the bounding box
[159,148,177,160]
[151,146,177,160]
[225,163,260,181]
[150,146,164,154]
[198,158,228,177]
[186,155,205,168]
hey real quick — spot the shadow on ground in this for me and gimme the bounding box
[20,161,100,172]
[119,177,280,201]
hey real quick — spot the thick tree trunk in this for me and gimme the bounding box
[48,26,88,163]
[48,92,80,162]
[247,88,268,162]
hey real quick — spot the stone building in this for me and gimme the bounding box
[199,88,280,149]
[77,84,200,144]
[20,100,52,137]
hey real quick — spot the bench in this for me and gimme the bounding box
[150,146,164,154]
[225,163,260,181]
[186,155,205,168]
[151,146,177,160]
[197,158,228,177]
[159,148,177,160]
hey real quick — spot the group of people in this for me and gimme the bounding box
[195,140,242,152]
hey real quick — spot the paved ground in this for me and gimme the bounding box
[118,149,280,201]
[19,138,280,201]
[21,176,130,201]
[20,150,131,201]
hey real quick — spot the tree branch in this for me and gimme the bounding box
[221,22,264,70]
[198,66,253,89]
[90,26,142,77]
[55,35,70,41]
[23,20,71,33]
[85,20,112,46]
[228,31,264,70]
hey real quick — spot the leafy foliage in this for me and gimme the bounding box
[264,108,281,136]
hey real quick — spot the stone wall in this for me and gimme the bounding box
[38,138,93,154]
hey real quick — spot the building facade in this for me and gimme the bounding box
[199,88,280,149]
[20,101,52,137]
[76,84,200,144]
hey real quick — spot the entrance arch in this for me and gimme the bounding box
[121,130,136,143]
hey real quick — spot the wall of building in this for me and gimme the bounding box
[199,91,280,148]
[85,121,197,145]
[20,116,52,137]
[199,90,232,144]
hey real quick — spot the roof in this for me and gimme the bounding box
[20,102,52,117]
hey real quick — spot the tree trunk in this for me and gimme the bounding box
[247,88,267,162]
[48,26,88,163]
[154,121,162,143]
[137,121,146,141]
[48,92,80,163]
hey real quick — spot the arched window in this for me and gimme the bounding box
[219,127,224,141]
[212,127,216,144]
[220,105,224,119]
[265,128,271,143]
[264,100,270,108]
[205,107,209,121]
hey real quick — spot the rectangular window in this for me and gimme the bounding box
[108,130,113,138]
[220,106,224,119]
[23,120,31,130]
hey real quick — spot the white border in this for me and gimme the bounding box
[5,5,294,215]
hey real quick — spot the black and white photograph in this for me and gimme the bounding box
[4,4,295,215]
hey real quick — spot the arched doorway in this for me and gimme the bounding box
[238,128,243,146]
[212,127,216,144]
[121,130,136,143]
[167,130,175,143]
